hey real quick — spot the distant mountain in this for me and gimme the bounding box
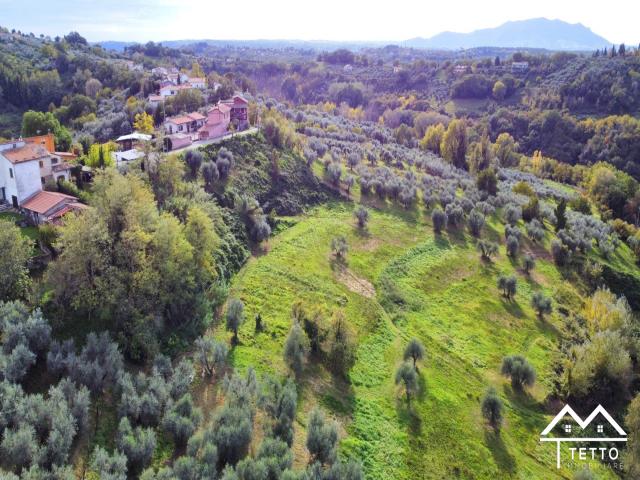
[404,18,610,51]
[95,18,611,53]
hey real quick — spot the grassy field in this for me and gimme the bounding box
[217,200,618,479]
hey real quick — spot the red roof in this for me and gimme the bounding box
[2,144,49,164]
[209,103,231,114]
[167,112,206,125]
[21,191,77,214]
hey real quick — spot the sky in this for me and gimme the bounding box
[0,0,638,45]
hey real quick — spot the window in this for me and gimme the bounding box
[597,425,604,433]
[41,177,45,184]
[9,168,13,178]
[39,161,44,168]
[564,425,572,433]
[51,158,58,165]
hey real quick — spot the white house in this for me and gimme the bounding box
[511,61,529,73]
[187,77,206,89]
[159,84,193,97]
[164,112,206,136]
[0,141,46,208]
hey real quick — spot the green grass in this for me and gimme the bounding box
[219,201,619,479]
[0,212,39,241]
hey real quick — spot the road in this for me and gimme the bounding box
[170,127,259,154]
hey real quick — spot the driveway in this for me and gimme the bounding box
[170,127,259,153]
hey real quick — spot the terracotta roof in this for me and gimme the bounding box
[1,144,49,164]
[209,103,231,114]
[188,77,205,83]
[148,94,164,102]
[167,112,206,124]
[22,191,77,214]
[54,151,77,158]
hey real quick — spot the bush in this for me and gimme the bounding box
[306,408,338,466]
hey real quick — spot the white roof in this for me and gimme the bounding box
[112,149,145,163]
[115,133,152,143]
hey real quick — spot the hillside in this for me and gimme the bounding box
[405,18,611,51]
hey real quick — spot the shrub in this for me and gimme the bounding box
[330,236,348,259]
[284,322,308,376]
[403,338,425,370]
[354,206,369,229]
[306,408,338,466]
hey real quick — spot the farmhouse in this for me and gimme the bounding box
[220,95,250,130]
[164,112,206,135]
[198,103,231,140]
[0,141,44,207]
[115,132,152,151]
[21,190,87,225]
[159,84,193,98]
[511,61,529,73]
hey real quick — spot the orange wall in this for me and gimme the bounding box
[24,132,55,153]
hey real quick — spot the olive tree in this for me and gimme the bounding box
[403,338,425,370]
[481,387,503,433]
[395,362,418,404]
[226,299,245,344]
[501,355,536,390]
[284,323,308,376]
[306,408,338,466]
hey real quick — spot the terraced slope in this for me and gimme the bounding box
[218,202,618,479]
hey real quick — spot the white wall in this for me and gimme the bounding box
[14,161,42,203]
[0,155,18,203]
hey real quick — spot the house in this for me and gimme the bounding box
[39,153,73,185]
[453,65,470,75]
[24,132,55,152]
[159,84,193,98]
[147,94,164,109]
[511,61,529,73]
[112,149,145,167]
[187,77,206,89]
[115,132,152,151]
[198,104,231,140]
[21,190,86,225]
[151,66,169,76]
[164,112,206,136]
[343,64,353,73]
[0,141,49,208]
[219,95,249,130]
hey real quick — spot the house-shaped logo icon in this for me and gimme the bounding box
[540,404,627,468]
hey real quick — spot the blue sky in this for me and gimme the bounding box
[1,0,638,44]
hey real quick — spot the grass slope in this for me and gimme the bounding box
[219,201,618,479]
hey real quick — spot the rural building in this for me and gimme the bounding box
[21,190,86,225]
[511,61,529,73]
[164,112,206,136]
[0,141,49,207]
[198,103,231,140]
[220,95,250,130]
[115,132,152,151]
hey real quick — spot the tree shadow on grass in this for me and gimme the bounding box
[500,297,525,318]
[396,396,423,437]
[484,430,517,475]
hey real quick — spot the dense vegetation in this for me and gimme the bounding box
[2,24,640,480]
